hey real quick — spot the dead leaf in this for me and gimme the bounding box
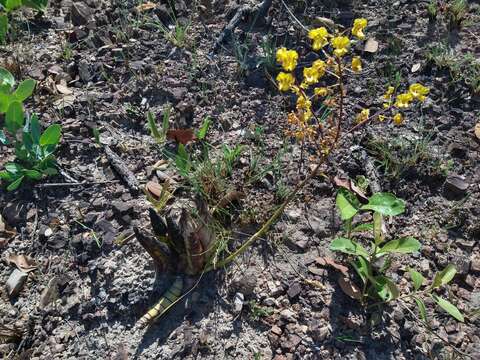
[0,324,23,344]
[136,2,156,12]
[56,84,73,95]
[338,276,362,300]
[6,254,38,272]
[38,276,59,309]
[411,63,421,73]
[146,181,164,198]
[333,176,368,200]
[166,129,196,145]
[364,38,379,53]
[315,256,349,276]
[0,214,5,232]
[475,122,480,140]
[214,191,245,211]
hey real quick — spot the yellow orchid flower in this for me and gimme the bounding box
[331,36,350,57]
[352,18,368,39]
[408,83,429,102]
[393,113,404,125]
[352,56,362,72]
[383,86,395,100]
[303,66,320,86]
[276,72,295,91]
[276,47,299,71]
[356,108,370,123]
[308,27,330,51]
[314,87,329,97]
[395,92,414,108]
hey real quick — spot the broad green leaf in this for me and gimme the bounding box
[431,294,464,322]
[22,0,48,10]
[13,79,36,101]
[0,15,7,45]
[0,170,14,181]
[5,162,21,174]
[351,256,372,284]
[361,193,405,216]
[374,276,399,301]
[0,66,14,88]
[30,114,41,144]
[377,237,421,256]
[351,222,373,233]
[330,237,369,258]
[373,212,384,245]
[408,268,425,291]
[39,124,62,146]
[5,101,24,134]
[336,189,360,220]
[42,167,58,176]
[197,116,211,140]
[5,0,22,11]
[414,297,427,322]
[7,175,24,191]
[23,169,42,180]
[0,129,7,144]
[0,92,12,113]
[432,264,457,289]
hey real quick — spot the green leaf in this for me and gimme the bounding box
[0,129,7,145]
[0,14,7,45]
[39,124,62,146]
[374,276,400,301]
[5,162,21,174]
[0,170,14,181]
[42,167,58,176]
[351,256,372,284]
[30,114,41,144]
[432,264,457,289]
[0,66,14,88]
[23,169,42,180]
[7,175,24,191]
[5,101,24,134]
[377,237,421,256]
[330,237,369,258]
[147,111,162,140]
[414,297,427,322]
[431,294,464,322]
[336,189,360,220]
[351,222,373,233]
[5,0,22,11]
[21,0,48,11]
[361,193,405,216]
[13,79,35,101]
[175,144,190,175]
[373,212,384,245]
[197,116,211,140]
[408,268,425,291]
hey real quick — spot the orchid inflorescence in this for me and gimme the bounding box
[275,18,430,152]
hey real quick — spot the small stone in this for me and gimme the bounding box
[44,227,53,237]
[6,269,28,298]
[280,309,296,322]
[71,2,93,26]
[263,297,276,307]
[444,174,469,198]
[287,282,302,300]
[471,256,480,272]
[267,281,284,297]
[233,292,244,314]
[271,325,282,336]
[285,208,302,222]
[112,201,133,215]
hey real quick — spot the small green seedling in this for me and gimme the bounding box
[0,108,62,191]
[0,66,35,113]
[0,0,48,43]
[331,190,463,323]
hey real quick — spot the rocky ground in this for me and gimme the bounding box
[1,0,479,359]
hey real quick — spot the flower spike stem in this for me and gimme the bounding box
[205,153,328,272]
